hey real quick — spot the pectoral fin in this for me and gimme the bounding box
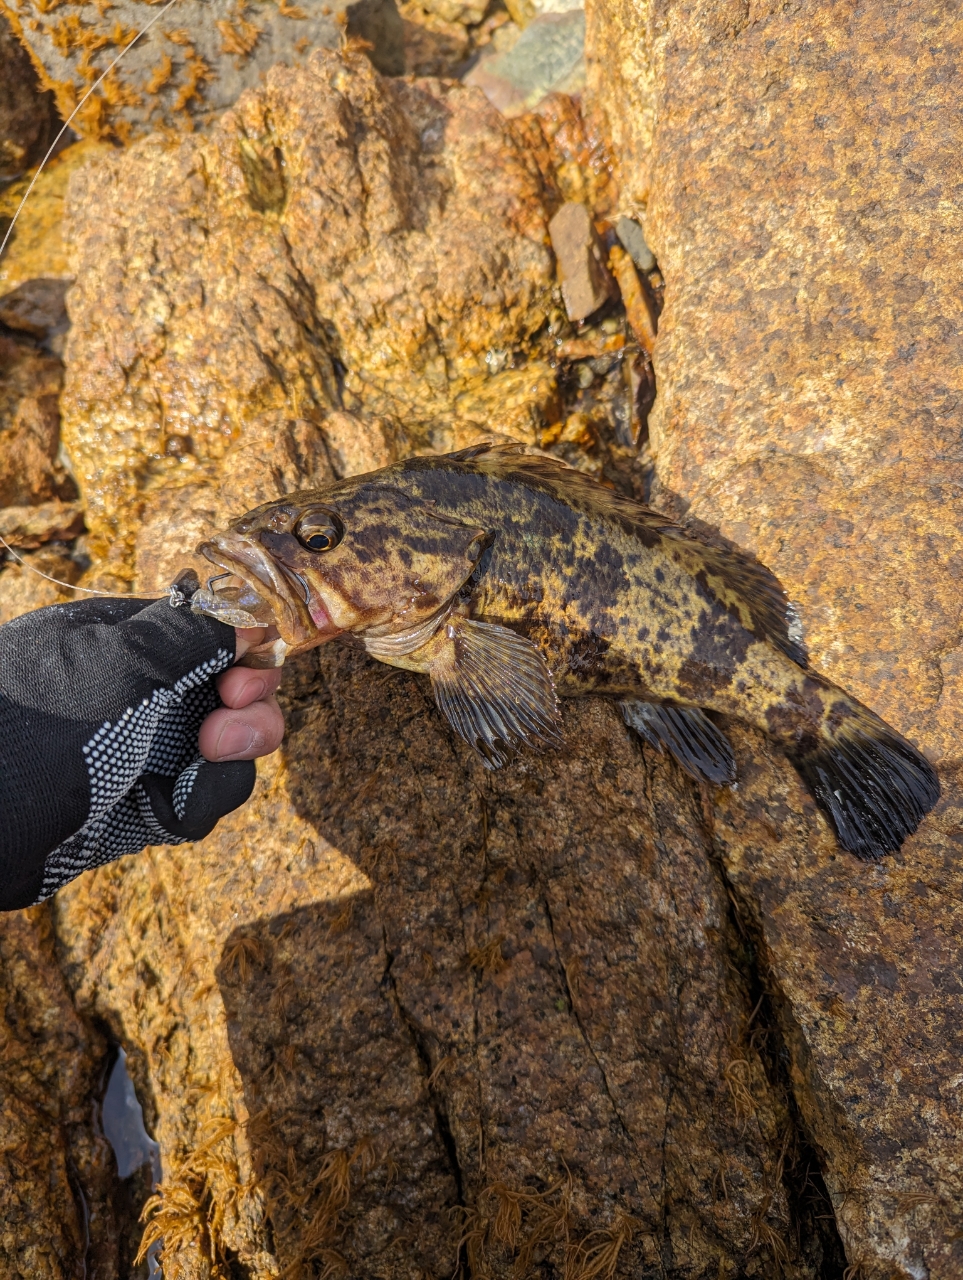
[620,699,736,785]
[428,617,562,768]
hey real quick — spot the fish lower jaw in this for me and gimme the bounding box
[196,537,320,648]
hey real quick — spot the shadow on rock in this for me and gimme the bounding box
[217,642,847,1278]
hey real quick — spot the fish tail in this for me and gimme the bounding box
[788,682,939,860]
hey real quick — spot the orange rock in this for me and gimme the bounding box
[588,0,963,1272]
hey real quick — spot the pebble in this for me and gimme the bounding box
[0,278,69,340]
[615,215,656,272]
[463,8,584,113]
[548,201,617,323]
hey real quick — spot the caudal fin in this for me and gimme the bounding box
[793,702,939,860]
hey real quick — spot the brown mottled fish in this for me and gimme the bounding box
[193,442,938,861]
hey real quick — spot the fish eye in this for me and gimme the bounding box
[295,509,344,553]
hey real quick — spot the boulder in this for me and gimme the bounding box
[0,0,405,142]
[59,48,570,577]
[586,0,963,1274]
[54,659,842,1278]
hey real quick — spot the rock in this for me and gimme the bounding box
[587,0,963,1273]
[614,213,654,272]
[400,3,470,77]
[0,330,75,507]
[53,659,840,1278]
[0,905,120,1278]
[0,546,83,623]
[417,0,487,28]
[548,199,615,322]
[0,499,84,548]
[0,138,109,295]
[0,277,69,339]
[59,48,569,577]
[0,0,406,142]
[133,414,336,595]
[321,410,405,480]
[607,242,656,354]
[0,10,57,182]
[31,47,813,1280]
[463,8,585,113]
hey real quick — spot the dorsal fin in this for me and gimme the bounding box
[435,443,806,667]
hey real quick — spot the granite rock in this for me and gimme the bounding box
[17,45,831,1280]
[59,47,570,576]
[0,0,405,142]
[0,139,109,295]
[586,0,963,1274]
[53,652,844,1278]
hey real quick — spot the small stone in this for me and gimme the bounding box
[615,215,656,272]
[463,8,585,113]
[0,278,69,339]
[608,243,657,354]
[548,200,616,323]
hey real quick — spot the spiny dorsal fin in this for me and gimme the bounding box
[429,614,563,769]
[440,443,806,667]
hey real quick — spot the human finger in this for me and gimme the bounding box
[216,664,283,710]
[198,697,285,762]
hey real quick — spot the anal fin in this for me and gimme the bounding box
[620,699,736,785]
[428,617,563,768]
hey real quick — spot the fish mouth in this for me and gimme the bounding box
[197,532,342,649]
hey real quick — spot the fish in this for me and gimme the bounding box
[194,441,939,861]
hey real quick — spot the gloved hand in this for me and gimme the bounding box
[0,596,284,911]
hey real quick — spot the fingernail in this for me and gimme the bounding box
[245,677,267,701]
[216,721,256,759]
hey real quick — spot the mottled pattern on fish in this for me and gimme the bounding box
[197,443,939,861]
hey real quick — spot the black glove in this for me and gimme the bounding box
[0,597,256,911]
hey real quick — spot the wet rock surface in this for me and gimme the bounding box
[588,0,963,1274]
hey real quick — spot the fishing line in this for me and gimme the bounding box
[0,535,168,598]
[0,0,184,600]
